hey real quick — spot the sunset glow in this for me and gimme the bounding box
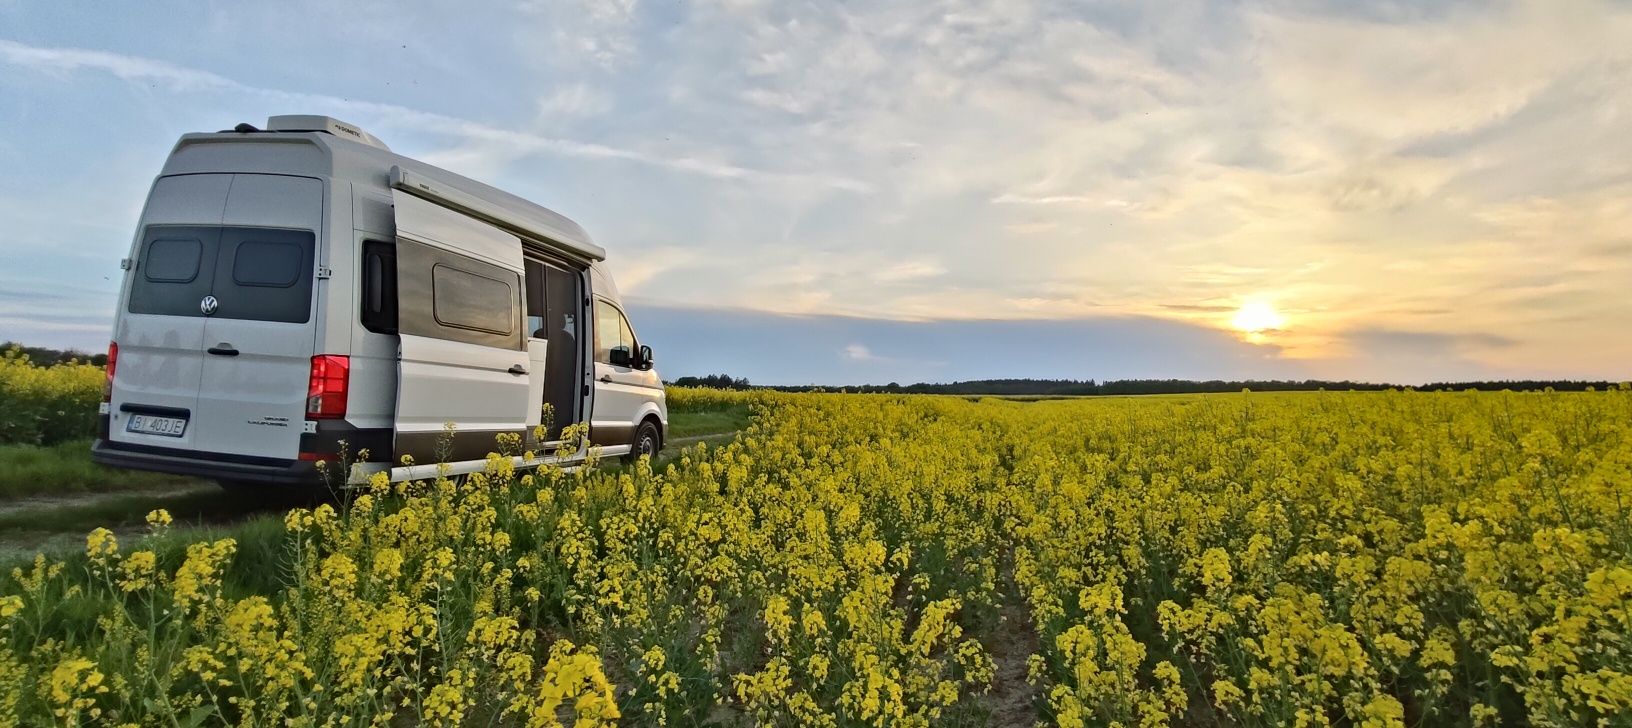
[1231,302,1285,334]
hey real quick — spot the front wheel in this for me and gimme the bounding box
[627,420,661,463]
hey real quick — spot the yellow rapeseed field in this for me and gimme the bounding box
[0,349,103,446]
[2,388,1630,726]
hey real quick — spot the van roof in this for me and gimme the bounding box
[166,116,605,262]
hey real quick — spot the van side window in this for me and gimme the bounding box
[394,239,523,350]
[432,264,515,335]
[618,310,635,353]
[594,299,635,364]
[361,241,397,334]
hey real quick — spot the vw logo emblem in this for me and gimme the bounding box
[199,295,219,315]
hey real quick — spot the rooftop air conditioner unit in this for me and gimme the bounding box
[264,115,390,150]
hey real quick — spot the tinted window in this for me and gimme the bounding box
[361,241,397,334]
[127,226,314,323]
[232,241,303,287]
[395,240,522,350]
[144,238,202,282]
[210,228,315,324]
[128,227,219,317]
[433,264,514,335]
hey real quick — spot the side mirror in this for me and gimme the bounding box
[609,347,632,367]
[639,345,654,370]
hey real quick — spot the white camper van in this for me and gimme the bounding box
[92,115,667,487]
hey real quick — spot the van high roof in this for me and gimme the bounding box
[189,114,605,262]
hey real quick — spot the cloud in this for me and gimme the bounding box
[534,84,615,119]
[1345,328,1515,353]
[1316,327,1523,383]
[0,39,871,192]
[1004,222,1059,234]
[611,247,699,295]
[991,193,1133,208]
[841,343,875,361]
[0,39,238,91]
[515,0,641,70]
[874,261,945,283]
[1160,303,1238,314]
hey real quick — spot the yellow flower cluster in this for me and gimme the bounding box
[0,347,103,446]
[0,387,1627,726]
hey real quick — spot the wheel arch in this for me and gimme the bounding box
[639,412,665,444]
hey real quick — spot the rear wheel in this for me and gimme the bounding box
[627,420,661,463]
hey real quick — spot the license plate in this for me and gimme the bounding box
[126,413,188,437]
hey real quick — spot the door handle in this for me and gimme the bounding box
[598,375,612,383]
[508,364,529,376]
[206,345,239,357]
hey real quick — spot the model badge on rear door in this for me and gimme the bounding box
[200,295,219,315]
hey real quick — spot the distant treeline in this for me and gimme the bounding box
[671,374,755,390]
[2,342,107,367]
[673,374,1626,396]
[12,348,1621,396]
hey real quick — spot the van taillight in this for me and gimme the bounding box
[306,355,349,419]
[103,342,118,402]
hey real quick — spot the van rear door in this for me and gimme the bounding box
[191,175,323,460]
[109,176,231,452]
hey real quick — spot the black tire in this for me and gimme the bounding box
[627,419,661,462]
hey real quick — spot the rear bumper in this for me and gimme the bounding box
[91,439,322,486]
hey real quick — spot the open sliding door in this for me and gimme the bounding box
[523,256,586,442]
[391,192,530,464]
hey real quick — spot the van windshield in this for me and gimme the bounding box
[128,225,315,324]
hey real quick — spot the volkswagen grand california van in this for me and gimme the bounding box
[92,115,666,487]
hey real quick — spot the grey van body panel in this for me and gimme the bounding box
[346,185,400,440]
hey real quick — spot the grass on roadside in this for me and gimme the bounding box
[667,403,750,439]
[0,439,203,498]
[6,514,293,640]
[0,485,315,564]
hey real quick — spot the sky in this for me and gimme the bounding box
[1,0,1628,385]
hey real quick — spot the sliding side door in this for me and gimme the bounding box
[392,192,530,463]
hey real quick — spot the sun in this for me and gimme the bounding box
[1231,302,1285,334]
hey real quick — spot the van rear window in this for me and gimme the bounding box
[144,238,202,282]
[213,229,314,323]
[126,226,314,324]
[128,227,217,317]
[231,241,303,287]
